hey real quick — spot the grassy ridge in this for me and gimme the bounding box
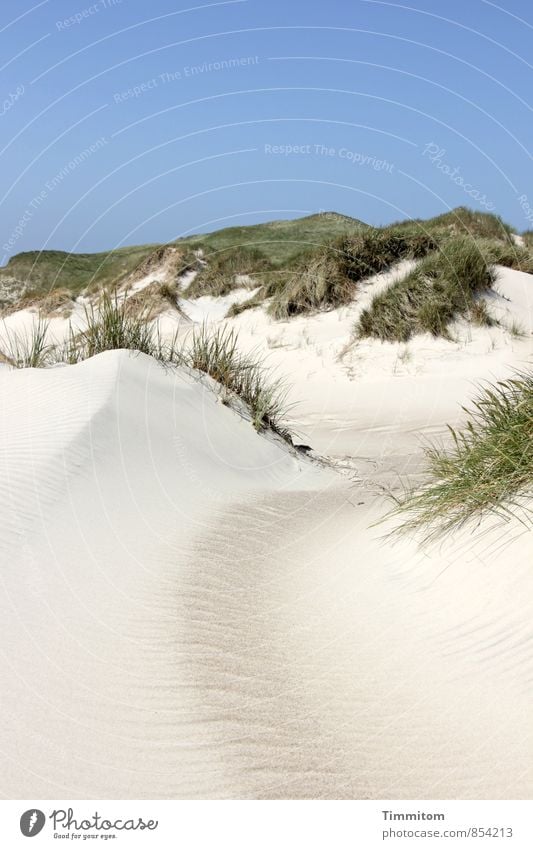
[0,245,160,305]
[480,239,533,273]
[2,209,530,334]
[357,237,497,342]
[266,228,438,319]
[0,213,366,309]
[429,207,514,241]
[181,212,368,264]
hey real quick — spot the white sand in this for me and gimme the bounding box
[203,264,533,469]
[0,261,532,799]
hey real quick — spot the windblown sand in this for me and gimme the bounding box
[0,264,532,799]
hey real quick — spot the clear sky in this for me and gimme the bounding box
[1,0,532,259]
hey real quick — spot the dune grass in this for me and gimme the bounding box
[3,287,76,318]
[392,371,533,538]
[479,239,533,273]
[0,208,515,311]
[339,228,438,279]
[0,243,200,313]
[357,237,497,342]
[2,293,292,440]
[77,290,161,359]
[72,296,292,435]
[122,280,183,321]
[421,207,514,242]
[78,300,292,436]
[184,245,273,298]
[180,212,367,265]
[267,248,353,319]
[0,244,160,309]
[1,316,54,368]
[184,323,291,435]
[0,214,367,309]
[259,228,438,319]
[188,211,514,322]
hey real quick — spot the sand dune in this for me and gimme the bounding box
[188,264,533,469]
[0,340,531,798]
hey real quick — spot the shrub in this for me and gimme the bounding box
[357,237,496,342]
[392,372,533,538]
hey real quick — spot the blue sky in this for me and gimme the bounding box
[1,0,532,258]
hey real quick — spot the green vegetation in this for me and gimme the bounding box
[1,316,54,368]
[186,324,291,435]
[4,287,76,318]
[184,246,273,298]
[357,237,497,342]
[76,290,162,359]
[1,209,528,341]
[181,212,368,264]
[478,239,533,273]
[183,213,372,302]
[0,214,366,310]
[393,372,533,538]
[2,293,291,440]
[267,248,351,319]
[418,207,513,242]
[123,280,182,321]
[0,244,160,307]
[228,228,436,320]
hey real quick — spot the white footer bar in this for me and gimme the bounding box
[2,800,532,848]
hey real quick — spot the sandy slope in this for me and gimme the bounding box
[183,264,533,475]
[0,258,532,799]
[0,352,328,798]
[0,346,531,799]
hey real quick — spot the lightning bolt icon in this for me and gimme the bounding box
[28,812,37,833]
